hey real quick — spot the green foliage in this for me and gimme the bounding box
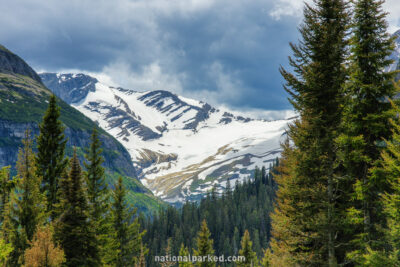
[237,230,257,267]
[0,166,16,224]
[55,150,100,267]
[179,244,193,267]
[7,130,45,266]
[270,0,350,265]
[143,164,278,266]
[109,177,147,267]
[356,101,400,266]
[260,249,272,267]
[193,220,215,267]
[105,172,167,215]
[35,95,68,218]
[0,238,12,265]
[336,0,397,261]
[83,128,113,263]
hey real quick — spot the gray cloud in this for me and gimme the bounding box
[1,0,399,111]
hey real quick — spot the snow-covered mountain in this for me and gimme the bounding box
[40,73,291,204]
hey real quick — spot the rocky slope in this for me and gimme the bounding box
[0,45,165,213]
[41,72,291,204]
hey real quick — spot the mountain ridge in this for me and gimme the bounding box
[40,72,291,204]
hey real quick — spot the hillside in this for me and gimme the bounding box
[0,45,165,213]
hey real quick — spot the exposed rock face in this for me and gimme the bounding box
[0,45,136,179]
[0,45,42,83]
[0,118,136,178]
[40,73,97,104]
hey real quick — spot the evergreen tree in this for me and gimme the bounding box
[179,244,193,267]
[260,249,272,267]
[36,94,68,218]
[237,230,258,267]
[15,130,45,242]
[55,149,99,267]
[336,0,397,262]
[270,0,349,264]
[7,130,45,266]
[0,238,12,266]
[110,177,146,267]
[357,101,400,265]
[0,167,16,224]
[83,128,111,263]
[193,220,214,267]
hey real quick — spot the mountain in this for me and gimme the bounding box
[388,29,400,77]
[41,72,291,204]
[0,45,165,213]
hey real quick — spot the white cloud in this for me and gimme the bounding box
[219,105,296,121]
[384,0,400,33]
[100,61,185,94]
[269,0,309,21]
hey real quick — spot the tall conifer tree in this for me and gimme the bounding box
[237,230,258,267]
[7,130,45,266]
[270,0,349,265]
[84,128,111,262]
[355,101,400,265]
[36,94,68,218]
[55,150,99,267]
[193,220,214,267]
[110,177,146,267]
[336,0,397,261]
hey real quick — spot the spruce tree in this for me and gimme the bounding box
[357,101,400,265]
[179,244,193,267]
[336,0,397,261]
[237,230,258,267]
[110,177,146,267]
[55,149,99,267]
[14,130,46,242]
[260,249,272,267]
[7,130,45,266]
[193,220,214,267]
[36,94,68,218]
[270,0,349,265]
[83,128,111,263]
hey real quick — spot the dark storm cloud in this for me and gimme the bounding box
[0,0,305,110]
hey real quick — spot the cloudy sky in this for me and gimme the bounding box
[1,0,400,115]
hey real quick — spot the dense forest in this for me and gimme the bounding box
[2,0,400,266]
[140,163,278,266]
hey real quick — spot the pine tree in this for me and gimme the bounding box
[83,128,111,263]
[179,244,193,267]
[110,177,146,267]
[355,101,400,265]
[270,0,349,264]
[24,225,65,267]
[55,149,99,267]
[7,130,45,266]
[193,220,214,267]
[260,249,272,267]
[237,230,258,267]
[335,0,397,262]
[36,94,68,218]
[15,130,46,242]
